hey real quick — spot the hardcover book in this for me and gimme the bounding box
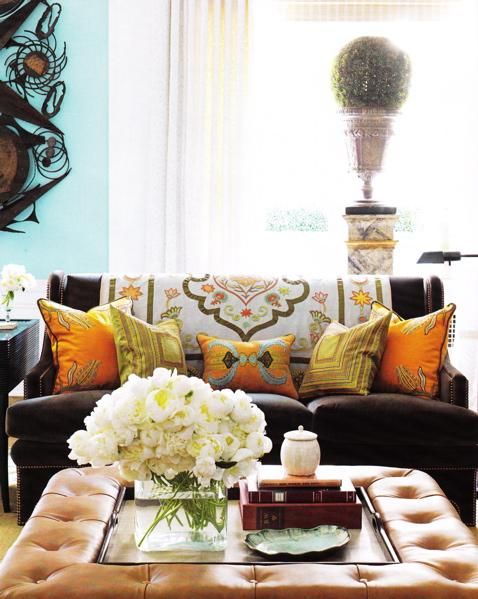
[257,464,342,488]
[239,480,362,530]
[247,474,356,504]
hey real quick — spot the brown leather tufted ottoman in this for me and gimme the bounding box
[0,465,477,598]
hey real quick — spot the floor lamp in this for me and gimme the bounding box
[417,251,478,265]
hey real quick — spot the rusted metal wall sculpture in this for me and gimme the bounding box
[0,0,69,233]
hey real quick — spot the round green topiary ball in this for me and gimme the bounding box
[331,36,411,110]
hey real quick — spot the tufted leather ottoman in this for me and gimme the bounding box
[0,465,477,598]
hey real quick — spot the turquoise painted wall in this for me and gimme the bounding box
[0,0,109,278]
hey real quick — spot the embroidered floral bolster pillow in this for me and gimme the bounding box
[197,334,299,399]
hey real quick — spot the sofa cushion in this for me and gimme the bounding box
[307,393,478,446]
[7,391,110,443]
[8,390,313,450]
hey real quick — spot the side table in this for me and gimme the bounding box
[0,319,39,512]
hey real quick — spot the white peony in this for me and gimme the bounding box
[85,432,119,467]
[120,461,152,481]
[145,387,179,423]
[193,455,217,481]
[230,391,254,423]
[67,430,94,465]
[220,432,241,460]
[246,431,273,458]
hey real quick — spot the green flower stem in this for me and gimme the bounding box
[137,472,227,548]
[1,291,14,307]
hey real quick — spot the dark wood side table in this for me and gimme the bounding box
[0,320,39,512]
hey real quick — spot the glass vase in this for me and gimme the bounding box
[134,472,228,552]
[3,306,12,322]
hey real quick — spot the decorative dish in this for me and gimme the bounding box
[244,524,350,557]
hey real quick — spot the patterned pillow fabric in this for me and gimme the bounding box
[299,312,392,399]
[110,306,187,384]
[370,301,456,398]
[197,334,298,399]
[38,297,132,393]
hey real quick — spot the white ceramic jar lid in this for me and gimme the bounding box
[284,425,317,441]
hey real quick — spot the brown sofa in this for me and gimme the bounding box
[6,271,478,524]
[0,466,477,598]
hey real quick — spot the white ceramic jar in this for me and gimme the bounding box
[280,425,321,476]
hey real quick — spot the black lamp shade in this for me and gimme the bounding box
[417,251,462,264]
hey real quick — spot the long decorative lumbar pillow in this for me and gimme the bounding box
[197,333,298,399]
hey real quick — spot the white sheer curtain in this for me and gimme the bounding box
[109,0,250,273]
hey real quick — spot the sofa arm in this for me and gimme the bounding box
[440,355,468,408]
[23,271,64,399]
[24,348,56,399]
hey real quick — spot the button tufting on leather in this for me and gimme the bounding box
[3,466,478,598]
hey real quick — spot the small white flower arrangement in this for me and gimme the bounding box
[0,263,36,309]
[68,367,273,488]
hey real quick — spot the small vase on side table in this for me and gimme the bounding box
[0,306,15,330]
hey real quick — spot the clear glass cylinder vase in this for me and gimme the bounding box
[134,473,228,552]
[3,306,12,322]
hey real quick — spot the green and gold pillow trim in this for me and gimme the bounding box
[299,312,392,398]
[110,306,187,384]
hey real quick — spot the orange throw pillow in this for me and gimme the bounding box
[38,297,132,393]
[197,334,298,399]
[370,301,456,398]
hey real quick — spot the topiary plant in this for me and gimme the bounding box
[331,36,411,110]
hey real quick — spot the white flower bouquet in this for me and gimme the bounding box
[68,367,273,549]
[1,264,35,315]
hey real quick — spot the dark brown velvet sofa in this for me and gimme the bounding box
[6,271,478,525]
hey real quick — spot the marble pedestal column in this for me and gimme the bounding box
[343,210,398,275]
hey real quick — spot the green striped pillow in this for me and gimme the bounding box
[110,305,187,384]
[299,311,392,398]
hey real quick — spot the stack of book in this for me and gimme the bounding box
[239,465,362,530]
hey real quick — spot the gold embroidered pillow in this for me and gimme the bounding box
[110,306,187,384]
[38,297,132,393]
[299,312,392,399]
[197,334,298,399]
[370,301,456,398]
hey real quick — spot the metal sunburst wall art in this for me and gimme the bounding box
[0,0,69,233]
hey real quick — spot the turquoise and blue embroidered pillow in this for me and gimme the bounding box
[197,334,298,399]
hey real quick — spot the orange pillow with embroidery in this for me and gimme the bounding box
[370,301,456,398]
[197,334,298,399]
[38,297,132,393]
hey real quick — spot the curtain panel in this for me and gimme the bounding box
[109,0,250,273]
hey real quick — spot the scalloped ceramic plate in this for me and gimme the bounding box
[244,524,351,557]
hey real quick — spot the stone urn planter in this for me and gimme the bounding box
[332,37,410,206]
[341,107,397,203]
